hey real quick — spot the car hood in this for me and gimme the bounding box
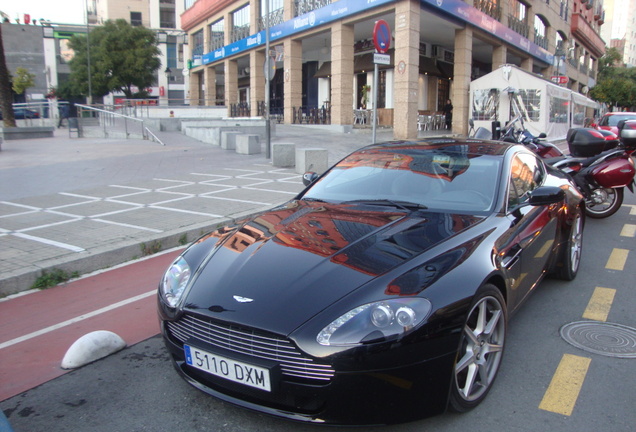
[599,125,619,135]
[183,200,484,335]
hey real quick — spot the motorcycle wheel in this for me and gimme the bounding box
[585,187,624,219]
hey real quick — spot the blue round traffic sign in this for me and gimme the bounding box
[373,20,391,54]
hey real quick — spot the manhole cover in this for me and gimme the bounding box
[560,321,636,358]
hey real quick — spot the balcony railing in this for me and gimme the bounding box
[209,34,225,52]
[294,0,332,18]
[534,33,548,50]
[258,8,284,31]
[231,25,250,43]
[475,0,501,20]
[508,15,529,39]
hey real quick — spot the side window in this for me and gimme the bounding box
[508,153,544,209]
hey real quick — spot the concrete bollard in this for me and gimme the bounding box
[221,131,241,150]
[295,148,328,174]
[272,143,296,167]
[236,134,261,155]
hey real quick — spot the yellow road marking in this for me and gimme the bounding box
[606,248,629,271]
[539,354,591,416]
[582,287,616,322]
[620,224,636,238]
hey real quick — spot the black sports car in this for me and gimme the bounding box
[158,139,584,425]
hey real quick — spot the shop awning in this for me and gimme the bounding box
[420,56,442,76]
[354,50,394,73]
[314,61,331,78]
[437,60,454,79]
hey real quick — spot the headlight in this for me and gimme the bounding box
[316,298,432,346]
[159,257,191,308]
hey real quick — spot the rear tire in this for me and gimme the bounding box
[554,207,584,281]
[449,285,507,413]
[585,187,623,218]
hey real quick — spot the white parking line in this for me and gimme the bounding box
[12,232,85,252]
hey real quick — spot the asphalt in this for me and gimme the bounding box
[1,122,449,297]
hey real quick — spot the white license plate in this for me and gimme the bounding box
[184,344,271,392]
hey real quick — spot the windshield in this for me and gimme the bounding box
[302,146,502,213]
[602,114,636,126]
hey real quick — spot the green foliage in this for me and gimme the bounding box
[31,268,80,289]
[141,240,162,256]
[11,67,35,95]
[178,234,189,245]
[67,19,161,99]
[589,48,636,110]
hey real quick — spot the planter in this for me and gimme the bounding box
[0,126,55,140]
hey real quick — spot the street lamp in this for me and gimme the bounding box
[164,67,171,106]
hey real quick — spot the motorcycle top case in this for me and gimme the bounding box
[567,128,619,157]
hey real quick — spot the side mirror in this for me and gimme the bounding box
[528,186,565,206]
[538,133,547,139]
[303,172,319,186]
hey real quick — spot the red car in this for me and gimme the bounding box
[596,112,636,135]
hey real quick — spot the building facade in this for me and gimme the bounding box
[181,0,608,138]
[1,0,189,107]
[600,0,636,66]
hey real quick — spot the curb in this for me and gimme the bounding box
[0,205,279,298]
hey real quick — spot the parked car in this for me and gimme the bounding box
[0,108,40,120]
[158,138,585,425]
[596,112,636,135]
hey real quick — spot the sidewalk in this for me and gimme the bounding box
[1,124,411,296]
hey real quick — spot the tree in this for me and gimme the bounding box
[12,67,35,96]
[0,23,16,127]
[589,49,636,110]
[67,19,161,99]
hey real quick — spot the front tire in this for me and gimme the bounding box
[585,187,623,218]
[554,207,584,281]
[449,285,507,413]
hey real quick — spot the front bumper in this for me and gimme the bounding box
[161,320,456,425]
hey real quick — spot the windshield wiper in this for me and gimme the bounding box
[343,199,428,211]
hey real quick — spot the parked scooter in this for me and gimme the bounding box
[473,115,636,218]
[553,121,636,218]
[498,114,564,158]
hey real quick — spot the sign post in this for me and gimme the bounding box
[372,20,391,144]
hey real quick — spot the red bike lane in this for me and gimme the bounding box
[0,249,182,402]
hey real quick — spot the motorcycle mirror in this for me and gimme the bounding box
[538,133,547,139]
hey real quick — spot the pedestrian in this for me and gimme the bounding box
[58,103,70,128]
[443,99,453,130]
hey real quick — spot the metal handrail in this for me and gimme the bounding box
[144,126,165,146]
[76,104,147,140]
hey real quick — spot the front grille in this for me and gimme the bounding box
[167,314,335,382]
